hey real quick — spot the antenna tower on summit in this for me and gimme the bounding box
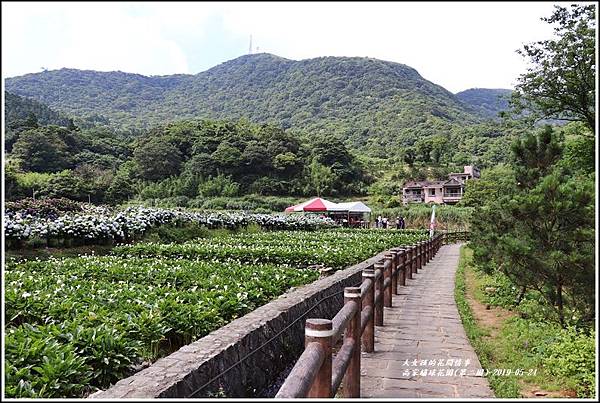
[249,35,253,54]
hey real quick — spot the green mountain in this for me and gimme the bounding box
[5,54,488,154]
[5,91,73,128]
[455,88,513,119]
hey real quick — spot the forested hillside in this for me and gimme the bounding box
[5,109,373,206]
[455,88,512,119]
[4,55,534,208]
[4,72,527,208]
[6,54,503,156]
[5,91,73,128]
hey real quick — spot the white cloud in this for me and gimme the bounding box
[50,5,183,75]
[1,2,217,77]
[2,1,567,91]
[216,1,560,92]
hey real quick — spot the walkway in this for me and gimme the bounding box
[360,244,494,398]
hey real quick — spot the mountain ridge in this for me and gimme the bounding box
[455,88,513,119]
[5,53,509,155]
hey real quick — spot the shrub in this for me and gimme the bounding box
[35,170,90,201]
[198,174,240,197]
[543,327,596,397]
[475,269,521,309]
[372,204,473,230]
[5,197,84,218]
[154,196,190,208]
[187,197,205,209]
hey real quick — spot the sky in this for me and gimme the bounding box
[1,1,574,93]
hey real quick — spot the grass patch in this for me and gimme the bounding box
[454,245,594,398]
[454,246,516,397]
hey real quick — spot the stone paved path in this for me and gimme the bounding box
[360,244,495,398]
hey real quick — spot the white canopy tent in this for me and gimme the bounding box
[336,201,372,213]
[334,201,372,228]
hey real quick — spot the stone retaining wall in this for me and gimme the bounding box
[90,251,390,398]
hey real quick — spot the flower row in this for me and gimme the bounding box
[4,206,336,245]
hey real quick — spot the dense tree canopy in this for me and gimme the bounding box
[511,4,596,133]
[133,137,183,181]
[5,91,72,129]
[5,110,374,203]
[459,164,517,207]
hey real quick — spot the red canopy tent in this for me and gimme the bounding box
[284,197,346,212]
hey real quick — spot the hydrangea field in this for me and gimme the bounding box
[4,201,429,398]
[4,205,336,247]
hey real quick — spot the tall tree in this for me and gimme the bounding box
[11,127,72,173]
[511,4,596,133]
[470,127,595,327]
[511,125,563,189]
[307,158,334,197]
[132,137,183,181]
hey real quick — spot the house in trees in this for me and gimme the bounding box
[402,165,480,205]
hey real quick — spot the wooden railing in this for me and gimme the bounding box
[275,233,444,398]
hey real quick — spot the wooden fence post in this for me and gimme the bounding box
[425,239,433,263]
[383,255,393,308]
[374,261,384,326]
[411,245,418,276]
[410,245,416,275]
[389,250,399,294]
[398,248,406,286]
[416,242,421,270]
[362,268,375,353]
[406,247,413,280]
[429,240,435,260]
[413,244,418,273]
[305,319,333,398]
[343,287,361,398]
